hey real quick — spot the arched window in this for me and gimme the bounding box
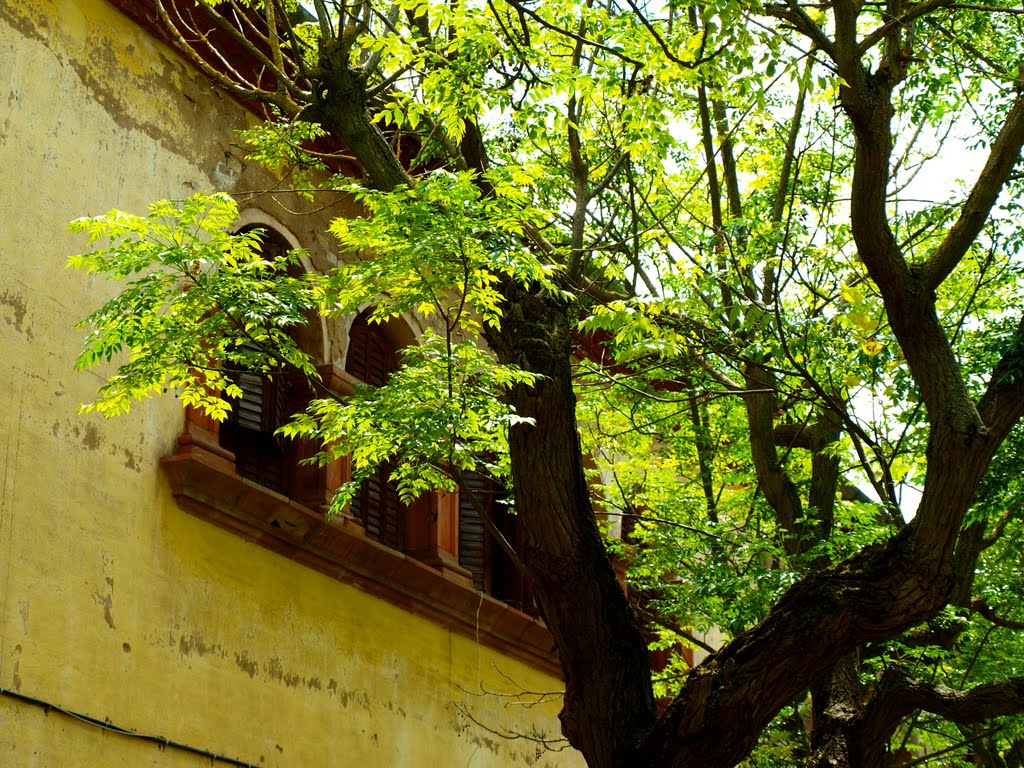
[344,308,405,550]
[217,226,323,507]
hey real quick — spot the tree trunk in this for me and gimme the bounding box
[807,651,862,768]
[290,32,1024,768]
[488,287,659,768]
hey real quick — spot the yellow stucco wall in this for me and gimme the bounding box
[0,2,584,765]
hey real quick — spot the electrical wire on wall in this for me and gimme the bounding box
[0,686,264,767]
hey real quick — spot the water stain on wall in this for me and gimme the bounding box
[0,290,31,339]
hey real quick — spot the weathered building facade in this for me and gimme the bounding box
[0,2,581,765]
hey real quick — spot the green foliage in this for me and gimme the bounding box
[238,117,329,196]
[282,331,535,511]
[324,170,556,332]
[67,181,549,497]
[67,193,318,418]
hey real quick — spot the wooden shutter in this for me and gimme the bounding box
[346,313,396,388]
[354,462,403,549]
[220,342,290,495]
[346,310,404,549]
[458,471,492,592]
[457,472,536,615]
[234,370,265,432]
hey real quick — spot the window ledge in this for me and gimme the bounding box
[161,452,560,677]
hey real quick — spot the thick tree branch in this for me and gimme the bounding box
[311,0,335,39]
[857,0,954,56]
[743,362,805,554]
[771,74,807,226]
[763,2,836,59]
[972,597,1024,631]
[864,667,1024,741]
[310,42,411,190]
[920,97,1024,292]
[635,529,952,768]
[831,8,995,566]
[807,409,842,544]
[689,399,718,523]
[852,661,1024,764]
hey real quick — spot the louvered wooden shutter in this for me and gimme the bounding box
[457,471,492,592]
[234,370,265,432]
[346,313,396,388]
[346,311,404,549]
[221,342,288,495]
[456,473,536,614]
[356,462,403,549]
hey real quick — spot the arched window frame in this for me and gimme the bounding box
[176,217,334,512]
[333,308,474,585]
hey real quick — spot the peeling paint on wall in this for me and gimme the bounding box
[91,577,115,630]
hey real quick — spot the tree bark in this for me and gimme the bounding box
[633,525,953,768]
[312,41,411,192]
[857,667,1024,766]
[743,362,805,555]
[807,651,862,768]
[488,287,658,768]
